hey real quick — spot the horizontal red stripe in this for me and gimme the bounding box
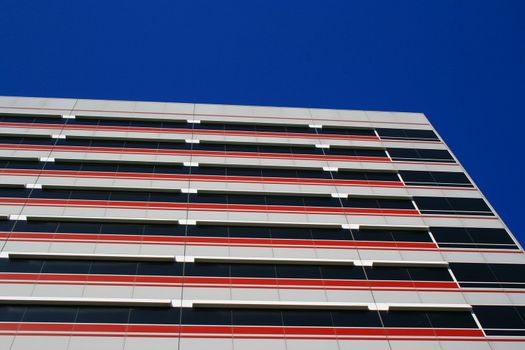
[0,197,499,220]
[0,142,460,166]
[0,122,444,145]
[0,322,483,337]
[0,232,436,250]
[0,122,383,142]
[0,143,390,163]
[0,333,520,342]
[4,232,517,254]
[0,168,405,188]
[0,273,458,290]
[0,168,477,191]
[0,198,420,216]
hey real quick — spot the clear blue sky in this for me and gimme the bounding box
[0,1,523,243]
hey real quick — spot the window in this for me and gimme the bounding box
[232,309,283,326]
[399,170,472,187]
[363,266,452,282]
[4,220,441,247]
[450,263,525,288]
[0,135,55,145]
[326,147,387,158]
[76,307,130,323]
[181,308,232,325]
[413,197,493,216]
[388,148,455,163]
[282,310,332,326]
[0,114,64,124]
[0,304,480,329]
[430,227,517,250]
[376,128,439,141]
[379,310,477,328]
[380,310,431,328]
[0,257,452,283]
[319,127,376,137]
[474,306,525,336]
[129,307,180,324]
[0,159,45,170]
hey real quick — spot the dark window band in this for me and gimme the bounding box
[3,220,513,250]
[388,148,455,163]
[430,227,517,250]
[376,128,439,141]
[0,187,416,210]
[414,197,493,216]
[0,159,401,182]
[0,304,477,328]
[0,258,453,282]
[0,135,388,158]
[450,263,525,288]
[473,306,525,336]
[399,170,472,187]
[1,114,439,141]
[0,135,455,163]
[1,159,476,189]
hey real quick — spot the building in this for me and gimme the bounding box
[0,95,523,350]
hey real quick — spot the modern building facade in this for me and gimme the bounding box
[0,95,523,350]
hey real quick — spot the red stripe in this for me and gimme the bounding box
[0,122,444,145]
[0,169,404,188]
[0,322,484,337]
[0,169,480,191]
[0,122,383,141]
[0,197,498,219]
[0,143,390,163]
[0,273,459,290]
[0,142,460,166]
[0,333,515,341]
[6,232,518,255]
[0,198,420,216]
[0,233,517,254]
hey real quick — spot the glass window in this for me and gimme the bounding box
[474,306,525,329]
[0,306,26,322]
[365,266,411,281]
[76,306,130,323]
[331,310,382,327]
[136,262,183,276]
[41,260,91,274]
[282,310,332,326]
[230,264,276,278]
[181,308,232,325]
[184,262,230,277]
[265,195,303,206]
[0,259,43,273]
[427,311,477,328]
[388,148,455,162]
[320,265,366,280]
[380,311,431,328]
[22,306,77,322]
[489,264,525,283]
[406,267,453,281]
[275,265,322,279]
[89,261,138,275]
[232,309,282,326]
[130,307,180,324]
[150,192,188,203]
[13,220,59,233]
[228,194,267,205]
[449,263,498,283]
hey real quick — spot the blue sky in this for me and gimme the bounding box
[0,1,523,242]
